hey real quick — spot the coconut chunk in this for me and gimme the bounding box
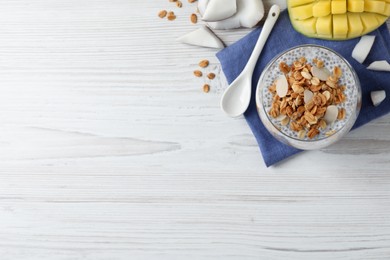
[177,26,224,49]
[352,35,376,64]
[371,90,386,107]
[201,0,237,22]
[367,60,390,72]
[198,0,264,29]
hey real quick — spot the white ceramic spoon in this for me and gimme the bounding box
[220,5,280,117]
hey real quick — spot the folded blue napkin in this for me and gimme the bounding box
[216,11,390,167]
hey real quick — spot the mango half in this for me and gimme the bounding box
[288,0,390,40]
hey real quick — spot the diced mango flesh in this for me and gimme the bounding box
[313,1,331,16]
[347,12,364,38]
[332,14,348,38]
[348,0,364,12]
[364,1,386,13]
[291,4,314,20]
[288,0,390,40]
[332,0,347,13]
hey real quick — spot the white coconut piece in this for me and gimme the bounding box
[311,66,331,81]
[324,105,338,125]
[276,75,288,98]
[177,26,224,49]
[367,60,390,72]
[352,35,376,64]
[371,90,386,106]
[198,0,264,29]
[202,0,237,22]
[303,89,313,104]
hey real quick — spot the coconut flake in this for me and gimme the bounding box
[276,75,288,98]
[303,89,313,104]
[311,66,331,81]
[201,0,236,22]
[367,60,390,72]
[352,35,376,64]
[198,0,264,29]
[177,26,224,49]
[371,90,386,106]
[324,105,338,125]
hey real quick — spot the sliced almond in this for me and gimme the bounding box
[324,105,338,125]
[298,129,306,139]
[323,90,331,101]
[311,66,331,81]
[276,75,288,98]
[303,89,313,104]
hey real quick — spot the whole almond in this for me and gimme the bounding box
[190,13,198,24]
[199,59,209,68]
[194,70,202,77]
[176,1,182,7]
[207,73,216,80]
[203,84,210,93]
[158,10,167,18]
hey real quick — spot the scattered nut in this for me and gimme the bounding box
[167,11,176,21]
[190,13,198,24]
[158,10,167,18]
[199,59,209,68]
[337,107,346,120]
[188,0,197,2]
[193,70,202,77]
[203,84,210,93]
[207,73,216,80]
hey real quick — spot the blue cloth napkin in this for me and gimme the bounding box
[216,11,390,167]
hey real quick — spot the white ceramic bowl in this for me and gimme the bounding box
[256,44,362,150]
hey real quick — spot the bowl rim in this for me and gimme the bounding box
[255,44,362,149]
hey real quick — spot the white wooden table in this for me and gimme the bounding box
[0,1,389,259]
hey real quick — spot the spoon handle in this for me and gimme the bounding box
[244,5,280,75]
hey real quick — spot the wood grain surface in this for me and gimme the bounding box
[0,1,389,259]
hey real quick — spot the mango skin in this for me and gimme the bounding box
[288,0,389,40]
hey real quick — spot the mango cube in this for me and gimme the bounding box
[296,17,318,34]
[332,14,348,38]
[313,1,331,16]
[347,0,365,12]
[364,1,386,13]
[347,12,364,38]
[316,15,333,37]
[383,3,390,15]
[360,13,379,34]
[332,0,347,13]
[291,4,314,20]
